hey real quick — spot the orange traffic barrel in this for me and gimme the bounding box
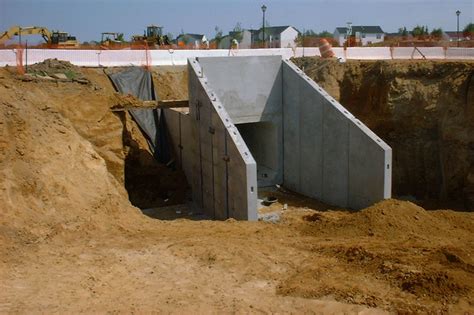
[319,38,335,58]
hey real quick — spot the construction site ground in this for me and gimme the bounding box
[1,59,473,314]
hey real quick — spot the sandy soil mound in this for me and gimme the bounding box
[274,198,474,312]
[302,199,473,239]
[0,71,143,246]
[293,58,474,210]
[26,58,89,82]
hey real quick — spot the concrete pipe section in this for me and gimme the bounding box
[164,56,392,221]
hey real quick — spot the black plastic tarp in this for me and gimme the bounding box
[108,67,170,163]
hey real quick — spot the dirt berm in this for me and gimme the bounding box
[0,61,473,313]
[293,58,474,211]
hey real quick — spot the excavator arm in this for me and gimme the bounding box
[0,26,51,44]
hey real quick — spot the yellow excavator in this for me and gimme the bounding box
[0,26,79,48]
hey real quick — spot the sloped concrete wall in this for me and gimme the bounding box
[186,58,258,220]
[282,60,391,209]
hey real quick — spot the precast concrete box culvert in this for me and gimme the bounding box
[164,56,392,220]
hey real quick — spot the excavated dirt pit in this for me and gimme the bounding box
[0,59,473,313]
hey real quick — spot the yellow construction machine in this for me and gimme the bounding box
[0,26,79,48]
[100,32,128,48]
[132,25,170,48]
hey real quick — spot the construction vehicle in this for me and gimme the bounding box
[100,32,126,48]
[132,25,170,48]
[0,26,79,48]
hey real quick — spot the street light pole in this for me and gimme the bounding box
[456,10,461,47]
[261,4,267,48]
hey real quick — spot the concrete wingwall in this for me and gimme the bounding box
[179,58,258,220]
[282,60,392,209]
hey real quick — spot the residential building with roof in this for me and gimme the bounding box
[218,29,253,49]
[443,31,470,42]
[253,26,300,48]
[334,26,385,46]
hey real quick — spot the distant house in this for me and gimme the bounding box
[176,33,208,48]
[333,26,385,46]
[253,25,300,48]
[443,31,469,42]
[218,29,253,49]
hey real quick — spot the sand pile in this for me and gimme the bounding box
[275,199,474,312]
[302,199,473,239]
[0,64,190,245]
[0,77,142,246]
[26,58,89,82]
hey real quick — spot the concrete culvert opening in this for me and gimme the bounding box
[165,56,392,220]
[236,121,280,187]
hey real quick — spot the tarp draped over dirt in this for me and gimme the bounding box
[108,67,170,163]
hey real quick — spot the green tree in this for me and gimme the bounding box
[463,23,474,38]
[318,30,332,38]
[398,27,408,36]
[214,26,223,44]
[232,22,243,42]
[412,25,428,38]
[430,28,443,39]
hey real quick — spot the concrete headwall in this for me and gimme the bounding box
[197,56,283,124]
[282,60,391,209]
[196,56,284,187]
[185,58,258,220]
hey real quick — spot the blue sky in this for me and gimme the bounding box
[1,0,473,43]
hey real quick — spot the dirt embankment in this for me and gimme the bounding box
[1,62,473,314]
[293,58,474,210]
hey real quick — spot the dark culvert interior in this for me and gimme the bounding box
[108,66,191,212]
[119,111,188,210]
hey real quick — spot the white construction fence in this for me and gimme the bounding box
[0,47,473,67]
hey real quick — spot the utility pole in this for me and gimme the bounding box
[18,26,22,46]
[456,10,461,47]
[261,4,267,48]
